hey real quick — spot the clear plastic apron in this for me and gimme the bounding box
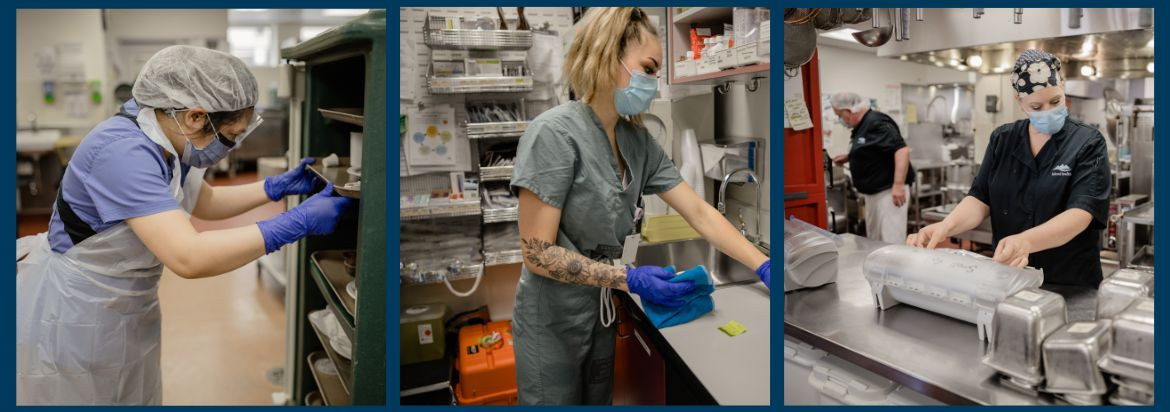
[16,109,203,405]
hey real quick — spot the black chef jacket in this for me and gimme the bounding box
[968,118,1111,287]
[848,110,915,194]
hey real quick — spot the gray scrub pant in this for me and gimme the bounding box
[513,270,616,405]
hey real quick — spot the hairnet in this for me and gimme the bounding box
[1011,49,1063,97]
[132,45,258,112]
[830,92,868,112]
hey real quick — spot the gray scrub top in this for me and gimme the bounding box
[511,100,683,261]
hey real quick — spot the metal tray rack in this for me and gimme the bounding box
[427,72,534,94]
[482,206,519,223]
[479,165,514,182]
[466,121,528,139]
[484,250,523,267]
[423,15,533,50]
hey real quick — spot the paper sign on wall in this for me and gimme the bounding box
[405,104,457,166]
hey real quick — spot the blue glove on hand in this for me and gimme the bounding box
[257,183,355,253]
[756,259,771,289]
[627,265,695,308]
[264,157,320,201]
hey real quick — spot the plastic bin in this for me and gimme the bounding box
[455,321,517,405]
[401,304,447,365]
[809,355,897,405]
[784,336,827,405]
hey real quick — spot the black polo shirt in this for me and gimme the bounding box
[968,118,1111,287]
[848,110,915,194]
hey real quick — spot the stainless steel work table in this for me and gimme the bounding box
[784,234,1100,405]
[629,282,771,405]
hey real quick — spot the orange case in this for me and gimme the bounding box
[454,321,518,405]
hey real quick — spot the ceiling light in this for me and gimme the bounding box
[819,28,861,42]
[1080,64,1096,77]
[967,55,983,68]
[1147,62,1154,73]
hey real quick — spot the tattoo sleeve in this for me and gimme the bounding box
[520,237,628,290]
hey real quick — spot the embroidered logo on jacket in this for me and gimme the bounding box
[1052,164,1072,176]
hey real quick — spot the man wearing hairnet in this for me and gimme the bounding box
[15,45,353,405]
[829,92,915,243]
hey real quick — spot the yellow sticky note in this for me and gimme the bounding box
[719,320,747,336]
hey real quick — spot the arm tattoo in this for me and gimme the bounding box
[521,237,627,289]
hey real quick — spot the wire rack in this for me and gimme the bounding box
[466,121,529,139]
[427,75,534,94]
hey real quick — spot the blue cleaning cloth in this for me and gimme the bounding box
[642,265,715,328]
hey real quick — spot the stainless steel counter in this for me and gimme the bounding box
[784,234,1101,405]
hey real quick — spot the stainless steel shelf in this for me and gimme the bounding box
[401,200,482,221]
[401,264,484,286]
[485,250,523,267]
[466,121,528,139]
[427,76,533,94]
[308,351,351,406]
[482,207,518,223]
[424,28,533,50]
[480,165,514,182]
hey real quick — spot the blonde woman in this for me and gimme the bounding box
[510,7,770,404]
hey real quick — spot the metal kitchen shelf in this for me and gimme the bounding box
[480,165,514,182]
[318,108,364,126]
[482,206,519,223]
[308,157,361,199]
[310,251,357,342]
[401,263,484,286]
[308,351,351,406]
[672,63,770,85]
[424,28,534,50]
[427,76,533,94]
[305,391,324,406]
[466,121,528,139]
[401,200,482,220]
[485,250,523,267]
[672,7,732,25]
[308,311,354,395]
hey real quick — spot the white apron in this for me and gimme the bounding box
[16,109,204,405]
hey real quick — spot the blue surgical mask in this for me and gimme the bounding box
[614,61,658,116]
[1025,105,1068,135]
[170,110,234,168]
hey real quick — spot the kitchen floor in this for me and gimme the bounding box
[17,172,287,406]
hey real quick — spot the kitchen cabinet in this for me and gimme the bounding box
[613,295,666,405]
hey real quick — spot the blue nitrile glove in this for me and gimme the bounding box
[627,265,695,308]
[264,157,320,201]
[756,259,771,289]
[257,183,355,253]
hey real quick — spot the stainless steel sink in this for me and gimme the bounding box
[635,238,764,287]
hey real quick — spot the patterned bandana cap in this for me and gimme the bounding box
[1010,49,1063,98]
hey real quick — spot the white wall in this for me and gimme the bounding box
[971,74,1027,162]
[715,81,771,245]
[817,44,970,157]
[105,9,230,106]
[16,10,109,131]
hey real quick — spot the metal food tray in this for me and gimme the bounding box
[307,351,351,406]
[479,165,514,182]
[310,251,358,326]
[308,309,354,395]
[466,121,528,139]
[482,207,518,223]
[485,250,523,267]
[307,157,360,199]
[305,391,324,406]
[423,28,533,50]
[400,201,482,221]
[427,76,534,94]
[318,108,364,126]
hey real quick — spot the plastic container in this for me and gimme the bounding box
[1097,269,1153,319]
[1099,297,1154,385]
[783,336,827,405]
[783,219,838,292]
[1042,320,1112,403]
[983,288,1067,390]
[401,304,447,365]
[455,321,517,405]
[809,355,896,405]
[863,245,1043,341]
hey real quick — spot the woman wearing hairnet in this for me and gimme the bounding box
[908,50,1111,287]
[510,8,770,404]
[15,46,353,405]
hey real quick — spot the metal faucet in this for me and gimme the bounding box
[717,168,762,244]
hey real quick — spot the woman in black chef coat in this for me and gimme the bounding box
[907,50,1111,287]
